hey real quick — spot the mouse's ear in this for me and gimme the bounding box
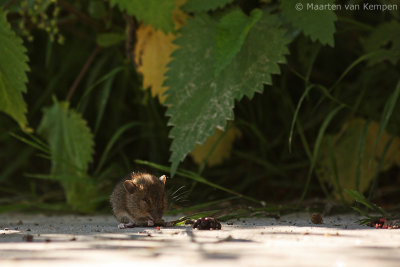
[123,180,137,194]
[159,175,166,185]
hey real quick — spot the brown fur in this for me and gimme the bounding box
[110,172,167,226]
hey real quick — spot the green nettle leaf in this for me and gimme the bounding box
[215,8,262,77]
[38,99,96,211]
[110,0,175,33]
[363,20,400,65]
[164,12,290,175]
[280,0,336,46]
[0,10,30,131]
[183,0,234,13]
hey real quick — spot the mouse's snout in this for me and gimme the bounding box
[149,209,163,222]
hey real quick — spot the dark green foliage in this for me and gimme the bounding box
[0,0,400,214]
[183,0,234,13]
[363,20,400,65]
[345,189,388,221]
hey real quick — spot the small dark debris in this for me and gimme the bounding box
[193,217,221,230]
[26,228,31,231]
[14,227,18,230]
[17,220,23,225]
[311,213,323,224]
[34,223,39,226]
[45,238,51,243]
[227,222,233,225]
[23,234,33,242]
[70,237,76,241]
[4,228,9,231]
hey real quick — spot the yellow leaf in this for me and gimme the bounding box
[191,125,241,167]
[318,118,400,202]
[134,0,187,103]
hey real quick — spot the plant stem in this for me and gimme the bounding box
[66,46,100,101]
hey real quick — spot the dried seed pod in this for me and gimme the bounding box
[193,217,221,230]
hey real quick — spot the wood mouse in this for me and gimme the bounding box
[110,172,167,229]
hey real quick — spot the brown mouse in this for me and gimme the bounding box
[110,172,167,229]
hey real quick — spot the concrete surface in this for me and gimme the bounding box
[0,212,399,266]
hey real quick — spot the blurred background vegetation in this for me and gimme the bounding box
[0,0,399,216]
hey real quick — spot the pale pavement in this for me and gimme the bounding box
[0,212,399,266]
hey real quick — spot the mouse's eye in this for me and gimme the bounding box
[143,198,151,205]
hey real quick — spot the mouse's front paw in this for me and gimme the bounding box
[118,222,135,229]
